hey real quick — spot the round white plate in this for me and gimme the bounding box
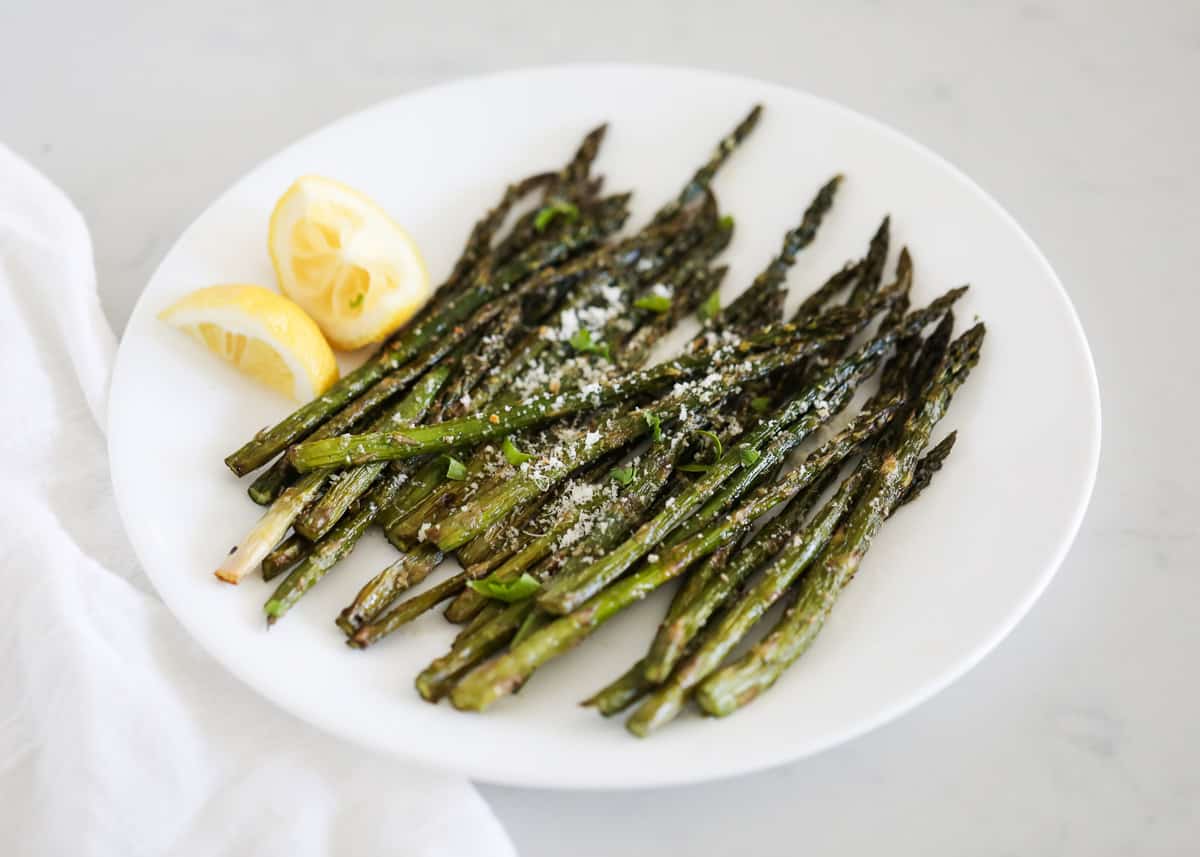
[109,64,1100,789]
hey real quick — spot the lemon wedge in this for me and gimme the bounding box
[159,284,338,401]
[268,175,431,350]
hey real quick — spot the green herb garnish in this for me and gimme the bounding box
[644,412,663,442]
[569,328,610,360]
[502,437,532,466]
[698,290,721,322]
[738,445,760,466]
[534,200,580,232]
[467,573,541,602]
[634,293,672,314]
[444,455,467,480]
[609,465,637,485]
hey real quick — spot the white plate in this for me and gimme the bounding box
[109,64,1100,789]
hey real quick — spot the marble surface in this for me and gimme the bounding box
[3,1,1196,853]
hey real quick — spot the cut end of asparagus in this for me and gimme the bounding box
[263,600,285,623]
[334,613,357,637]
[414,674,445,704]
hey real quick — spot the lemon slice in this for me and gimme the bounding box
[268,175,431,350]
[159,284,338,401]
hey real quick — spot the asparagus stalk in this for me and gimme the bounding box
[263,464,412,623]
[214,469,329,584]
[245,335,464,504]
[695,325,985,716]
[721,175,842,331]
[215,358,455,584]
[261,534,310,582]
[294,364,453,541]
[849,216,891,306]
[379,455,444,547]
[895,431,957,508]
[626,457,873,735]
[243,154,595,496]
[581,544,737,716]
[650,105,763,226]
[442,172,558,311]
[582,658,659,717]
[416,599,539,701]
[336,542,444,634]
[663,377,857,551]
[790,261,862,323]
[634,304,956,687]
[348,569,481,646]
[641,465,840,683]
[455,600,506,645]
[448,401,899,712]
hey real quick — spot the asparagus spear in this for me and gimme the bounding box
[790,261,862,323]
[442,423,686,623]
[638,299,951,674]
[455,600,507,645]
[215,468,330,584]
[336,542,444,634]
[442,172,558,310]
[663,377,857,550]
[849,216,891,306]
[488,125,608,264]
[650,105,763,226]
[436,302,525,421]
[721,175,842,331]
[895,431,957,508]
[294,364,453,541]
[583,659,659,717]
[626,457,872,735]
[415,598,539,701]
[245,332,467,504]
[640,465,840,682]
[263,465,412,623]
[421,244,736,556]
[225,194,631,476]
[215,359,455,584]
[581,545,738,716]
[448,401,899,712]
[378,455,444,547]
[238,148,600,492]
[347,568,482,645]
[261,534,310,582]
[695,324,985,716]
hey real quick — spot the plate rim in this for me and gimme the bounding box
[108,62,1102,789]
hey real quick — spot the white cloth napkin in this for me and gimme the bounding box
[0,143,515,857]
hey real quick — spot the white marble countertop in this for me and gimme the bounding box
[3,1,1195,853]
